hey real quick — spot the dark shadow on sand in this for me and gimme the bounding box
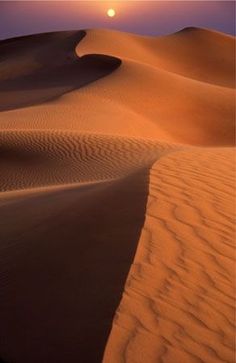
[0,30,121,112]
[0,170,150,362]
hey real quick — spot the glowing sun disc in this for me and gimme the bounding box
[107,8,116,17]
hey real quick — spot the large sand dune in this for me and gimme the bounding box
[0,28,235,363]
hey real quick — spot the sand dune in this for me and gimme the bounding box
[0,28,235,363]
[0,58,234,145]
[1,29,234,145]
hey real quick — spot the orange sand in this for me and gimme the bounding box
[0,28,235,363]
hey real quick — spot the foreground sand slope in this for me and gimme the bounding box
[0,170,154,363]
[0,28,235,363]
[104,147,235,363]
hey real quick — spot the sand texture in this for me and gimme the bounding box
[0,28,235,363]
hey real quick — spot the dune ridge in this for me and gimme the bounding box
[0,28,235,363]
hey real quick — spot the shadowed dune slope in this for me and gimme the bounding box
[0,171,152,363]
[0,31,121,111]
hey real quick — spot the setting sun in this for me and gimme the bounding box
[107,8,116,18]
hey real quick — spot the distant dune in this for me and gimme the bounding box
[0,28,235,363]
[0,31,121,111]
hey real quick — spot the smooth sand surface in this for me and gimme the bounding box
[0,28,235,363]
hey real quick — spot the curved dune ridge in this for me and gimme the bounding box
[0,28,235,363]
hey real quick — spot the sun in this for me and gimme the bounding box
[107,8,116,18]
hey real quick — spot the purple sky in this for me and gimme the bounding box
[0,1,235,40]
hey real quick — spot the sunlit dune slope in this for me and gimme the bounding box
[67,59,234,145]
[0,58,234,145]
[77,27,235,87]
[104,147,235,363]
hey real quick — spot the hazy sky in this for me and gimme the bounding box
[0,1,235,40]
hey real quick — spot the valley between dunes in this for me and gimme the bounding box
[0,28,235,363]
